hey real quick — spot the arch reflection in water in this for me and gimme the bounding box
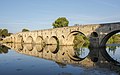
[99,31,120,66]
[3,43,95,68]
[25,44,33,51]
[73,42,90,59]
[100,46,120,66]
[75,47,90,59]
[35,45,43,52]
[3,43,120,72]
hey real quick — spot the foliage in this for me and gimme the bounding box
[22,29,29,32]
[0,45,9,54]
[1,29,8,36]
[0,29,2,36]
[107,37,113,44]
[73,33,90,49]
[52,17,69,28]
[107,46,117,55]
[107,34,120,44]
[0,29,11,38]
[73,34,84,46]
[74,34,89,45]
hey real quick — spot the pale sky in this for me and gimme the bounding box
[0,0,120,33]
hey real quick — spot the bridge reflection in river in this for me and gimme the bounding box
[0,43,120,75]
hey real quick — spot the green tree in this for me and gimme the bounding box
[22,29,29,32]
[52,17,69,28]
[73,33,89,49]
[0,29,2,36]
[107,34,120,44]
[1,29,8,37]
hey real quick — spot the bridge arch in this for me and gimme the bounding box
[35,36,43,44]
[16,44,23,51]
[26,36,34,44]
[100,30,120,47]
[67,31,87,45]
[46,45,59,54]
[26,44,33,51]
[67,48,85,61]
[17,35,24,43]
[100,30,120,65]
[47,36,59,45]
[35,45,44,52]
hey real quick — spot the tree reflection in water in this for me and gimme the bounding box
[107,46,117,55]
[0,45,9,54]
[106,44,120,63]
[73,42,90,59]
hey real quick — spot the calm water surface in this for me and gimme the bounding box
[0,43,120,75]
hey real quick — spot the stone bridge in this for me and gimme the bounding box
[3,22,120,47]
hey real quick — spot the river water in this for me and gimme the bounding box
[0,43,120,75]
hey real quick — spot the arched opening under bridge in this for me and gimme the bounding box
[67,31,90,59]
[100,30,120,65]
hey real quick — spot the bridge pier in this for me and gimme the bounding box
[89,37,99,48]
